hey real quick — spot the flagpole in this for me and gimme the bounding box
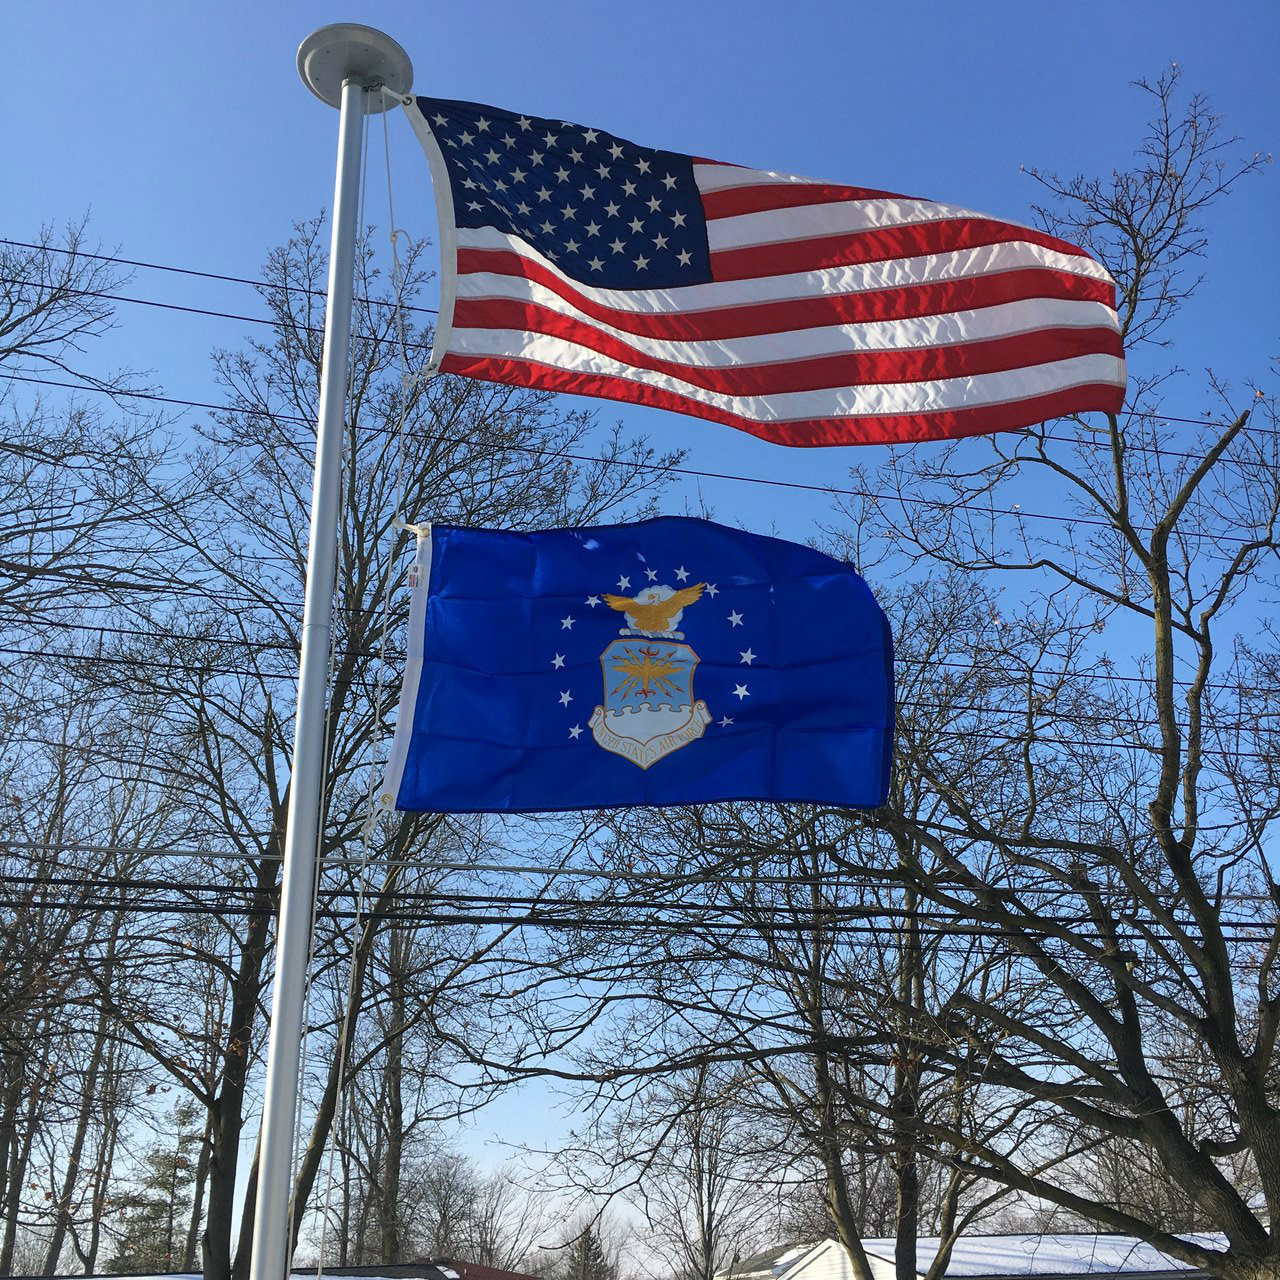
[250,25,412,1280]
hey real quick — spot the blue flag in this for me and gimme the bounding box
[383,517,893,812]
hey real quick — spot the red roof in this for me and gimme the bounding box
[429,1261,540,1280]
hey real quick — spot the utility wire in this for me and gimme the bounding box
[2,891,1270,951]
[14,846,1273,956]
[0,237,438,318]
[2,276,341,340]
[0,642,379,685]
[0,236,1264,434]
[4,837,1272,903]
[8,700,1277,764]
[3,372,1272,549]
[2,610,1272,702]
[9,865,1276,937]
[10,869,1274,932]
[0,839,932,883]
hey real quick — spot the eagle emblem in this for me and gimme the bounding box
[603,582,705,638]
[589,579,711,767]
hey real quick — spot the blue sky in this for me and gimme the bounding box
[5,0,1277,542]
[4,0,1278,1179]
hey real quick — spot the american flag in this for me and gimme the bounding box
[406,96,1125,447]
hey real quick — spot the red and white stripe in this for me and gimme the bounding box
[413,122,1125,447]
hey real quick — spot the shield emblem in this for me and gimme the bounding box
[589,638,711,768]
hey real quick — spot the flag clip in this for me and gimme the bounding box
[393,515,430,538]
[379,85,413,109]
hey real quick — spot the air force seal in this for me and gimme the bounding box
[588,582,712,768]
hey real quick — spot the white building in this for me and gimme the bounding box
[720,1235,1220,1280]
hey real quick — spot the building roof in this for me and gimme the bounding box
[25,1260,541,1280]
[432,1260,541,1280]
[717,1235,1222,1280]
[314,1263,538,1280]
[729,1243,817,1278]
[860,1235,1217,1278]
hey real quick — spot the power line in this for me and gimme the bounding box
[0,275,432,352]
[3,837,1273,906]
[8,871,1275,954]
[0,237,438,318]
[3,890,1270,951]
[3,609,1271,702]
[0,642,380,685]
[9,863,1275,933]
[8,270,1262,477]
[0,613,305,652]
[0,839,909,885]
[22,870,1274,934]
[0,237,1262,435]
[4,372,1271,548]
[0,892,1008,956]
[8,850,1273,941]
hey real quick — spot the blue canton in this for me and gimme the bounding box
[418,96,712,290]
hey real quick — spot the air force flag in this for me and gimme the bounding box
[383,517,893,812]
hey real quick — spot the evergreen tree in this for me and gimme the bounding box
[561,1224,618,1280]
[107,1100,202,1270]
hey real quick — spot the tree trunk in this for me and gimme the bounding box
[338,1114,351,1266]
[226,1128,261,1280]
[0,1066,23,1276]
[1,1029,50,1272]
[813,1035,875,1280]
[80,1062,121,1274]
[894,880,923,1280]
[203,855,278,1280]
[184,1107,214,1270]
[803,852,876,1280]
[381,928,406,1263]
[42,1001,111,1271]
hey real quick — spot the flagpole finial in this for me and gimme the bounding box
[297,23,413,112]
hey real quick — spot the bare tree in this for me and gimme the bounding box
[600,801,1012,1280]
[0,220,125,385]
[0,222,188,619]
[64,216,678,1280]
[0,653,176,1271]
[0,228,198,1274]
[829,69,1279,1280]
[623,1069,775,1280]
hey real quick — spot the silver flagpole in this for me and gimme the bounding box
[250,25,412,1280]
